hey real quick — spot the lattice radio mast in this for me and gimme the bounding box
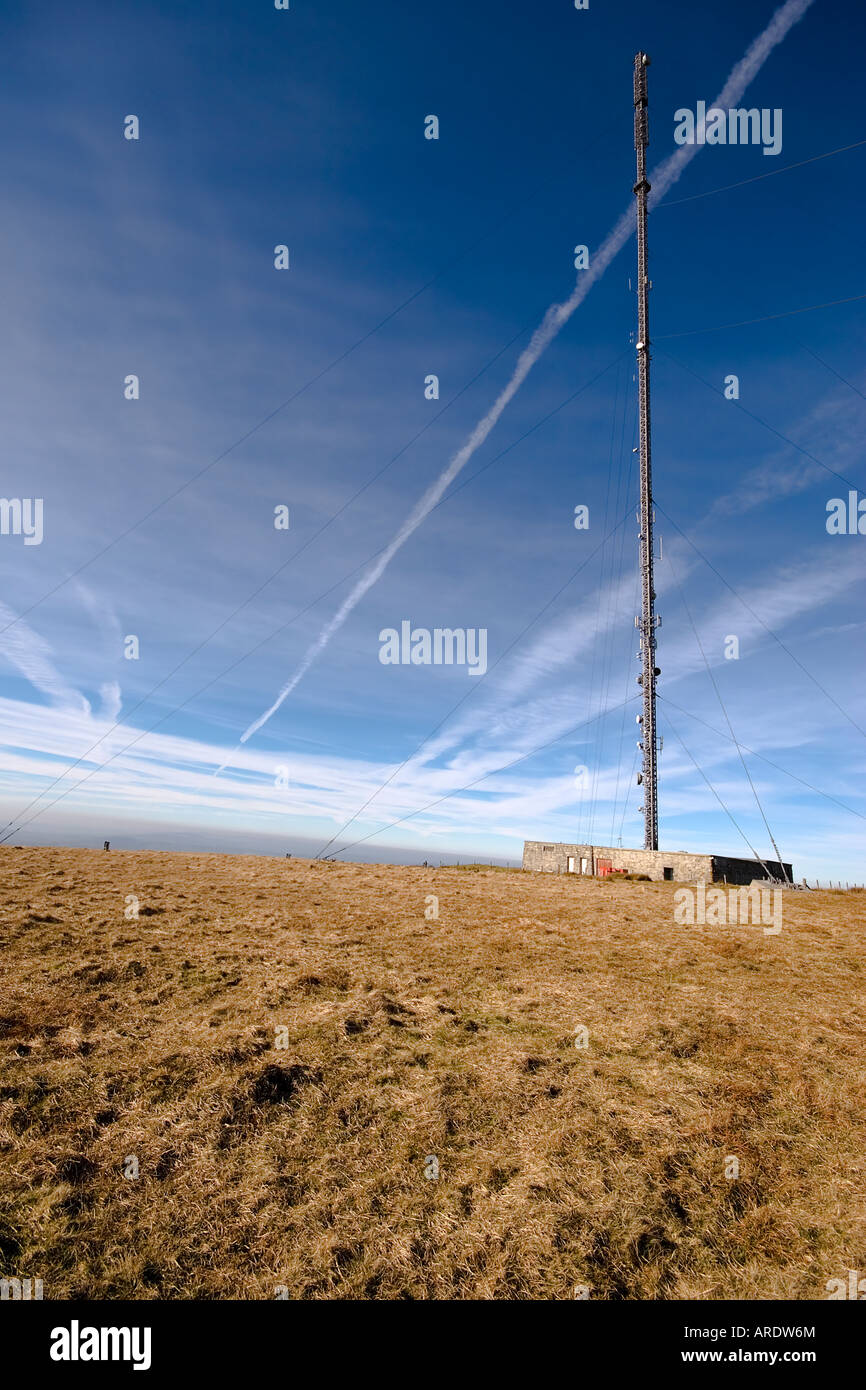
[633,52,660,850]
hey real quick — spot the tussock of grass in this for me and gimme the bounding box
[0,846,863,1300]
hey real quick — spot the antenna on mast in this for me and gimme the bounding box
[633,51,660,851]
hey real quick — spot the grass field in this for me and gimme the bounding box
[1,845,863,1300]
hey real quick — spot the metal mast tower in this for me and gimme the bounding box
[633,52,660,850]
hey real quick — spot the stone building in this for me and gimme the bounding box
[521,841,792,885]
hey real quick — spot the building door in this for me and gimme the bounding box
[567,857,576,873]
[597,857,612,877]
[663,867,673,880]
[581,857,589,874]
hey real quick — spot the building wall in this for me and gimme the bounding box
[711,854,793,886]
[604,847,714,881]
[521,842,791,884]
[523,842,595,874]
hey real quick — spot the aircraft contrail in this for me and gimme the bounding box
[225,0,815,765]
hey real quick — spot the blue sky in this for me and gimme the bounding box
[0,0,863,878]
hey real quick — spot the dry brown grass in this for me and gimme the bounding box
[0,845,863,1300]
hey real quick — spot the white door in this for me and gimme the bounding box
[567,857,576,873]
